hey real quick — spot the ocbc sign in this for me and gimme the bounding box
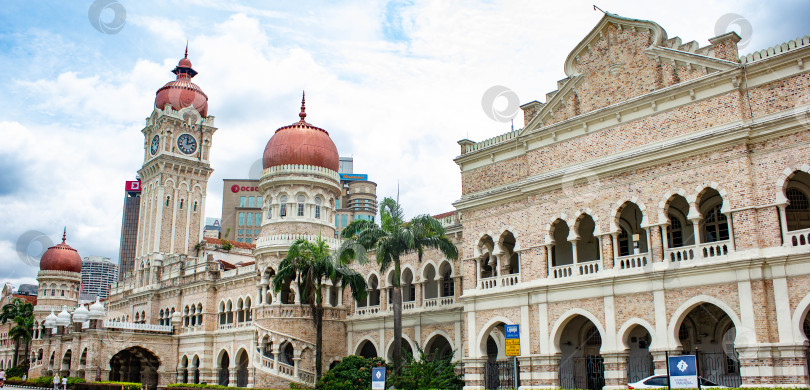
[231,185,258,193]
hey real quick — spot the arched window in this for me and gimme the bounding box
[297,195,306,217]
[315,197,322,219]
[698,189,729,243]
[666,195,694,248]
[279,195,288,218]
[551,220,573,266]
[196,304,203,325]
[703,206,729,243]
[785,172,810,231]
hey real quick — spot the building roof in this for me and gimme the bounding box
[11,294,36,305]
[433,211,455,219]
[202,236,256,249]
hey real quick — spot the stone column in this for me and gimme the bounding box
[602,233,615,269]
[737,344,809,386]
[777,203,789,245]
[650,349,680,376]
[602,351,630,390]
[272,347,279,372]
[415,281,423,307]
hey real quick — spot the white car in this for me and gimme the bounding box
[627,375,727,389]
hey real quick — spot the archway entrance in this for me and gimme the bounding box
[109,347,160,390]
[387,341,414,362]
[559,316,604,390]
[481,322,518,390]
[624,326,653,383]
[677,303,741,387]
[61,350,72,378]
[235,349,249,388]
[218,351,230,386]
[425,335,453,361]
[357,340,377,358]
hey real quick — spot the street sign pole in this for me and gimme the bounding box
[665,351,671,390]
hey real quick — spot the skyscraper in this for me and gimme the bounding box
[117,180,141,280]
[81,256,118,301]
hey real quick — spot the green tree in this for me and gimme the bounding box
[389,347,464,390]
[341,197,458,373]
[1,298,34,367]
[271,236,368,381]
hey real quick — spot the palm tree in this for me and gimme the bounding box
[341,197,458,373]
[271,236,367,381]
[1,298,34,367]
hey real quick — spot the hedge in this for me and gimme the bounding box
[166,384,287,390]
[75,381,142,390]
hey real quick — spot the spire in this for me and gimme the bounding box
[62,226,67,244]
[184,41,188,59]
[299,91,307,121]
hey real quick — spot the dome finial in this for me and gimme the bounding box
[299,91,307,121]
[62,226,66,244]
[184,41,188,59]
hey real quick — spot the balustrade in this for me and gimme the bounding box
[787,228,810,247]
[616,254,649,270]
[550,264,575,279]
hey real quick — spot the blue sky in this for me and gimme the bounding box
[1,0,808,287]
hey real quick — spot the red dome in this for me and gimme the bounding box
[154,50,208,117]
[262,94,339,171]
[40,229,81,273]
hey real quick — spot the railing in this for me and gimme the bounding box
[665,245,697,262]
[699,241,730,258]
[253,305,345,320]
[550,264,574,278]
[577,260,600,275]
[480,276,497,289]
[424,297,438,308]
[787,228,810,247]
[354,305,380,316]
[220,263,256,279]
[218,321,252,330]
[255,234,342,249]
[439,296,455,306]
[103,321,173,333]
[278,361,294,376]
[500,273,520,286]
[616,254,649,270]
[403,301,415,310]
[260,164,341,183]
[665,240,732,262]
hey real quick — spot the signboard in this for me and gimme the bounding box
[340,173,368,181]
[371,367,386,390]
[504,324,520,356]
[125,180,141,192]
[668,355,698,388]
[230,184,258,193]
[505,339,521,356]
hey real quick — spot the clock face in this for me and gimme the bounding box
[150,135,159,155]
[177,134,197,155]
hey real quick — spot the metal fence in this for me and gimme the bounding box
[484,359,519,390]
[627,354,654,383]
[560,356,605,390]
[698,352,741,387]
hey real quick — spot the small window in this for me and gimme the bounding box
[249,197,255,208]
[315,198,321,219]
[240,196,247,207]
[787,188,809,210]
[193,201,197,212]
[257,197,263,208]
[255,213,261,226]
[180,199,184,209]
[238,212,245,226]
[280,196,288,217]
[246,238,252,244]
[166,196,171,206]
[254,229,260,235]
[238,229,243,235]
[297,195,305,216]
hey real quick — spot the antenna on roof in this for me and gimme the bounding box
[593,5,606,14]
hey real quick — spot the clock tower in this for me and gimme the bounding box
[135,48,216,268]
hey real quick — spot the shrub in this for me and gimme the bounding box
[388,347,464,390]
[316,355,390,390]
[88,380,143,390]
[7,364,29,378]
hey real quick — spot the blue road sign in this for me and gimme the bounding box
[371,367,386,390]
[668,355,698,388]
[505,324,520,339]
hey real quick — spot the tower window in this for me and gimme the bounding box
[193,201,197,212]
[166,196,171,206]
[280,196,288,217]
[315,198,322,219]
[180,199,184,209]
[297,195,305,217]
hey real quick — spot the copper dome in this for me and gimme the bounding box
[40,229,82,273]
[154,47,209,117]
[262,93,339,171]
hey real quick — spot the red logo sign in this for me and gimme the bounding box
[125,181,141,192]
[231,185,258,193]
